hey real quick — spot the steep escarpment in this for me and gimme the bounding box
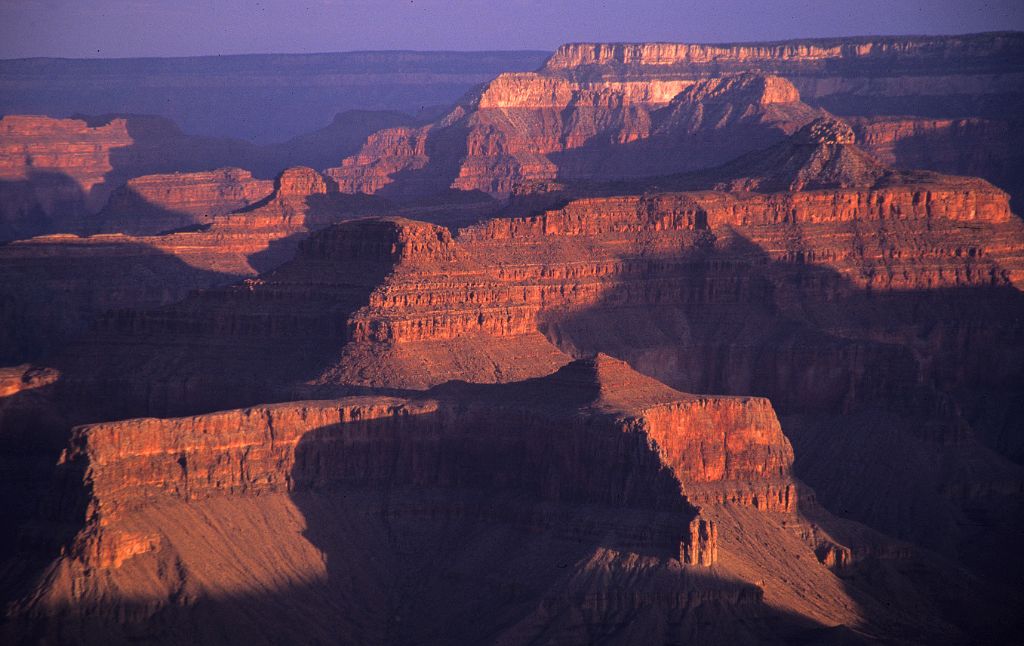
[95,168,274,235]
[546,33,1024,117]
[321,132,1024,576]
[324,33,1023,204]
[0,114,263,239]
[0,115,132,239]
[4,35,1024,645]
[0,164,399,364]
[545,34,1024,73]
[329,72,821,197]
[851,115,1024,211]
[0,111,416,240]
[12,356,985,644]
[47,217,447,421]
[47,127,1022,424]
[33,130,1022,592]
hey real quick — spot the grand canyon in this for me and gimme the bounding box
[1,15,1023,646]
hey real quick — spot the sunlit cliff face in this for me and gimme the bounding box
[2,31,1024,646]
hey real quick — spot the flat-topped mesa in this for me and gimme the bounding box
[0,115,135,237]
[208,166,353,236]
[543,33,1024,73]
[54,357,797,571]
[0,113,265,239]
[433,354,797,512]
[474,72,691,110]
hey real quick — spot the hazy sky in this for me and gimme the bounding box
[1,0,1022,59]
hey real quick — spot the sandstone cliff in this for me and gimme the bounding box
[27,130,1022,599]
[14,357,990,644]
[4,34,1024,644]
[0,112,414,240]
[324,33,1023,205]
[95,168,273,235]
[545,33,1024,117]
[328,72,821,197]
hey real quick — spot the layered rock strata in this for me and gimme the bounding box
[0,112,413,239]
[544,34,1024,119]
[14,357,952,644]
[0,114,258,239]
[329,72,822,197]
[96,168,274,235]
[0,165,399,364]
[328,32,1023,201]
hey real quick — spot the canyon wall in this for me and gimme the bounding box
[0,113,421,240]
[545,33,1024,118]
[328,33,1022,203]
[328,72,822,197]
[11,358,880,644]
[96,168,274,235]
[14,356,1004,644]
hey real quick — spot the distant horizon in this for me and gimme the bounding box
[0,29,1020,63]
[1,0,1021,60]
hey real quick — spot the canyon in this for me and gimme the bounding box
[0,111,418,240]
[5,357,1007,644]
[1,32,1023,645]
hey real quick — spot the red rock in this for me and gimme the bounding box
[97,168,274,235]
[328,72,820,197]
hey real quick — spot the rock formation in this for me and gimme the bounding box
[328,72,822,197]
[17,128,1016,608]
[96,168,274,235]
[545,33,1024,118]
[11,356,1001,644]
[0,112,413,240]
[325,33,1023,202]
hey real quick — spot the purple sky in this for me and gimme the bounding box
[1,0,1022,59]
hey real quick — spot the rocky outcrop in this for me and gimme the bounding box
[48,132,1022,422]
[0,115,134,238]
[0,112,420,240]
[546,34,1024,120]
[0,163,397,364]
[6,36,1024,645]
[96,168,274,235]
[851,115,1024,211]
[0,114,263,239]
[24,360,785,609]
[58,357,791,534]
[329,72,821,197]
